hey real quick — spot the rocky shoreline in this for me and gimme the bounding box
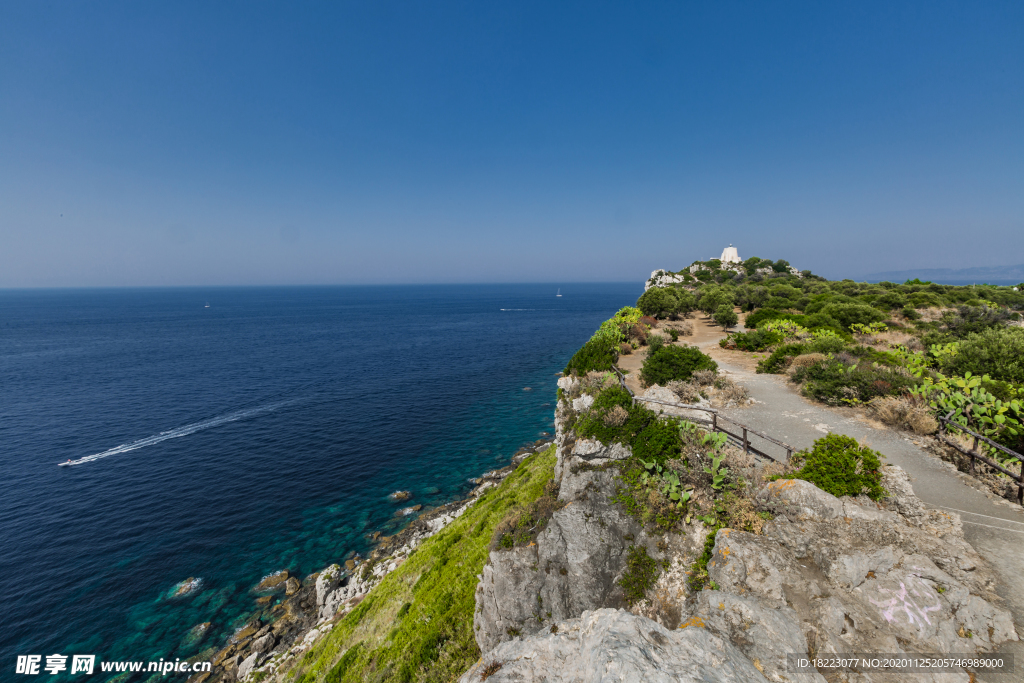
[190,439,553,682]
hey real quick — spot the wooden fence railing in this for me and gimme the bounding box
[611,367,795,463]
[937,411,1024,505]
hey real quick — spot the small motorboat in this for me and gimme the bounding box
[58,460,73,467]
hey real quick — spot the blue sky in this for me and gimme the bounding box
[2,1,1022,286]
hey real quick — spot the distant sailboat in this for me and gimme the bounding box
[204,302,210,308]
[556,289,562,297]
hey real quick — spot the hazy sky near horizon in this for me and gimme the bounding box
[2,1,1022,287]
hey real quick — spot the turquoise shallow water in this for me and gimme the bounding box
[0,283,641,680]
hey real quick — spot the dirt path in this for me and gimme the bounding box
[617,313,746,395]
[686,321,1024,677]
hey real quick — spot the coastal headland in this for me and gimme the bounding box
[194,259,1024,682]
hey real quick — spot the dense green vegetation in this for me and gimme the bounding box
[640,345,718,386]
[772,434,886,500]
[642,256,1024,466]
[288,446,557,683]
[563,307,645,375]
[575,386,683,465]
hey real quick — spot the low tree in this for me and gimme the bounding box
[698,286,732,316]
[714,304,739,330]
[636,287,678,318]
[674,289,696,318]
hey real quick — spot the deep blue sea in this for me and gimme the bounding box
[0,283,640,681]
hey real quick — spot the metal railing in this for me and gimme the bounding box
[610,367,795,463]
[937,411,1024,505]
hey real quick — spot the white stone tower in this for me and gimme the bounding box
[720,244,740,264]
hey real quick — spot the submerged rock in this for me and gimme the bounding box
[170,577,202,598]
[179,621,211,649]
[389,490,411,502]
[255,570,289,592]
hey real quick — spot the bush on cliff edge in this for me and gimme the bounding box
[772,433,886,500]
[563,337,618,376]
[640,346,717,386]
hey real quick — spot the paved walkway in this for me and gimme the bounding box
[693,332,1024,678]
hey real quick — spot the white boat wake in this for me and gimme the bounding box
[58,400,294,467]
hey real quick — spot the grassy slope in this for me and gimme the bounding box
[288,445,556,683]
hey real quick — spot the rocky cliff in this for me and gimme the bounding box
[462,375,1018,683]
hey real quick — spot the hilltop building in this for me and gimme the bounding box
[719,244,740,264]
[646,244,804,290]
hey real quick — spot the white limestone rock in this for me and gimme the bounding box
[572,394,595,413]
[461,608,770,683]
[315,564,342,610]
[755,478,845,522]
[236,652,260,681]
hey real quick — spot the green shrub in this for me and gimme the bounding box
[939,327,1024,383]
[713,304,739,330]
[770,284,802,300]
[563,337,618,376]
[756,343,806,374]
[575,387,654,445]
[631,418,683,465]
[805,312,844,333]
[641,346,718,386]
[876,292,909,310]
[575,386,685,466]
[668,328,680,341]
[941,305,1014,338]
[820,303,888,330]
[792,358,919,405]
[618,545,660,606]
[909,292,942,308]
[728,328,784,351]
[744,308,782,329]
[765,296,796,310]
[773,433,885,500]
[806,334,846,355]
[647,333,665,354]
[636,287,679,318]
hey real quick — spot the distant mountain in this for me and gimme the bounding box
[864,264,1024,286]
